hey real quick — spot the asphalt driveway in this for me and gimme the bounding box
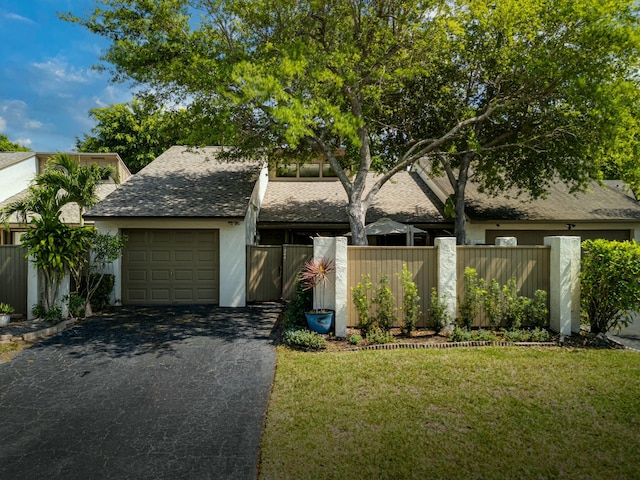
[0,305,281,480]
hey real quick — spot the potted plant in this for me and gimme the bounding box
[0,303,14,327]
[300,257,336,334]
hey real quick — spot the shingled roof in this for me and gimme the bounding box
[0,152,34,170]
[428,176,640,222]
[85,146,262,219]
[259,171,446,225]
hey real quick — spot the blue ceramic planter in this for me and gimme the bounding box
[305,310,334,334]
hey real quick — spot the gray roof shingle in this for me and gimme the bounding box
[428,176,640,222]
[0,152,34,170]
[85,146,261,218]
[259,171,445,224]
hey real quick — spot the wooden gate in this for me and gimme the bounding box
[246,245,313,302]
[0,246,28,316]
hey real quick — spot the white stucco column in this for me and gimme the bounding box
[544,236,581,336]
[27,256,39,320]
[313,236,348,338]
[495,237,517,246]
[435,237,457,332]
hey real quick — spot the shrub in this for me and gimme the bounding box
[285,276,312,329]
[502,278,527,330]
[367,327,395,345]
[397,264,421,336]
[352,274,374,337]
[64,292,86,318]
[450,326,473,342]
[484,279,503,329]
[530,327,551,342]
[80,274,115,312]
[349,334,363,345]
[283,329,327,351]
[472,329,498,342]
[427,287,449,333]
[504,329,532,342]
[581,239,640,333]
[374,275,396,333]
[526,290,549,328]
[459,268,485,329]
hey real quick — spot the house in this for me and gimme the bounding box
[414,160,640,245]
[258,156,450,245]
[0,151,131,244]
[86,146,640,308]
[85,146,449,307]
[84,146,268,307]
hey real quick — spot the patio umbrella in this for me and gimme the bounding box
[346,217,426,245]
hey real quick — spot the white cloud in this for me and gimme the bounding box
[32,58,92,84]
[15,138,32,147]
[24,120,43,130]
[3,12,35,24]
[0,100,50,133]
[0,116,6,131]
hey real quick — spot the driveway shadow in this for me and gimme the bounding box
[26,304,282,361]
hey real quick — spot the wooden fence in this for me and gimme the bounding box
[0,245,28,316]
[457,246,550,327]
[246,245,313,302]
[347,247,437,327]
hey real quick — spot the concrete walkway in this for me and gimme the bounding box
[0,305,281,480]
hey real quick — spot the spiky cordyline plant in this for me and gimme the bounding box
[300,257,336,312]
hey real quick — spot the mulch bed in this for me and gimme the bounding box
[321,327,624,353]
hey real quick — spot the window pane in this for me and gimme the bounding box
[300,163,321,177]
[276,164,298,177]
[322,163,337,177]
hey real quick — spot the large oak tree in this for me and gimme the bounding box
[66,0,640,244]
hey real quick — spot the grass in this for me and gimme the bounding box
[0,341,27,363]
[259,347,640,480]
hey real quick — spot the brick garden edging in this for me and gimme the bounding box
[340,341,559,352]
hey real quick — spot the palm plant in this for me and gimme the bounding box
[34,153,118,226]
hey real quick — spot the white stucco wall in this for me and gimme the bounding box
[0,155,38,202]
[245,162,269,245]
[469,222,640,245]
[95,218,247,307]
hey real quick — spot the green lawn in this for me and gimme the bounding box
[259,347,640,480]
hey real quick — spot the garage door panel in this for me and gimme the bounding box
[151,250,171,262]
[122,229,219,305]
[174,270,194,281]
[151,269,170,281]
[127,269,147,282]
[175,250,194,262]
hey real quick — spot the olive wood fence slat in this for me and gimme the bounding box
[347,247,437,328]
[457,246,551,327]
[0,246,28,316]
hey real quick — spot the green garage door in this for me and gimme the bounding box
[122,229,220,305]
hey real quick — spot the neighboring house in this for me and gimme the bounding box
[414,160,640,245]
[0,151,131,244]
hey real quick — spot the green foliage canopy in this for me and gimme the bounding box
[0,133,30,152]
[65,0,640,244]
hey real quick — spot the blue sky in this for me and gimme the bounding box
[0,0,133,152]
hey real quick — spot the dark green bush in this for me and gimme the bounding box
[285,276,312,329]
[427,287,449,333]
[397,264,420,336]
[581,239,640,333]
[374,275,396,333]
[349,333,363,345]
[352,274,374,337]
[80,274,115,311]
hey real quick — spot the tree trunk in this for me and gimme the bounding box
[348,201,368,246]
[454,153,474,245]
